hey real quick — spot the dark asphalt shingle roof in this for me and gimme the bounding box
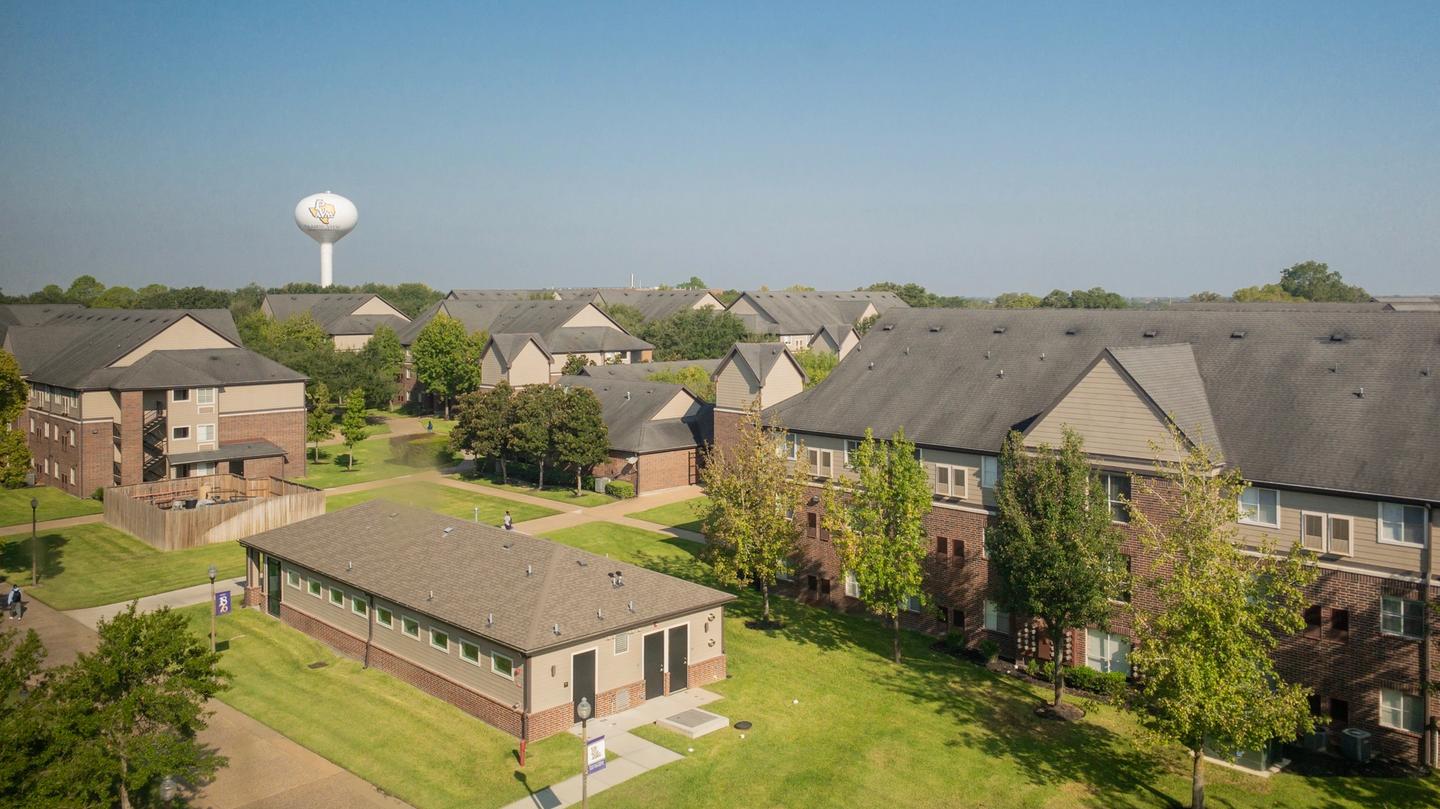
[1106,344,1224,462]
[581,359,722,380]
[1376,295,1440,312]
[730,290,909,335]
[771,308,1440,503]
[719,343,805,385]
[401,300,651,354]
[104,348,306,390]
[0,304,84,343]
[168,439,288,465]
[262,294,409,336]
[12,309,247,389]
[487,333,550,367]
[242,500,733,654]
[560,375,709,453]
[593,290,719,321]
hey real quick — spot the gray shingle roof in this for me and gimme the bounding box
[771,308,1440,503]
[262,294,409,336]
[730,290,909,335]
[241,500,733,654]
[0,303,83,344]
[105,348,306,390]
[581,359,722,380]
[168,439,288,466]
[487,333,550,367]
[593,290,719,321]
[1376,295,1440,312]
[12,309,245,389]
[402,300,651,354]
[719,343,805,385]
[560,375,709,453]
[1106,344,1224,462]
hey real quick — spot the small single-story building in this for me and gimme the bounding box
[240,500,733,741]
[559,375,711,494]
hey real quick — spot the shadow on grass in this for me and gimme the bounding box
[0,531,69,586]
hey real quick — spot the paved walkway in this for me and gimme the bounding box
[0,512,104,537]
[65,576,247,630]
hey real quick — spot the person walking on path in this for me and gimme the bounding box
[503,511,513,531]
[7,584,21,620]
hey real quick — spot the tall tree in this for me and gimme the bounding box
[411,314,484,418]
[0,350,31,487]
[65,274,106,304]
[676,276,709,290]
[554,387,610,495]
[821,428,932,663]
[339,389,368,470]
[1128,429,1317,809]
[1279,260,1369,302]
[699,402,806,624]
[993,292,1042,309]
[791,348,838,389]
[0,627,49,796]
[641,309,750,361]
[306,382,335,461]
[512,384,566,489]
[1231,283,1297,302]
[987,428,1126,708]
[561,354,595,376]
[603,303,648,335]
[450,381,521,483]
[645,365,714,401]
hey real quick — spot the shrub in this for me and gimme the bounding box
[978,638,1000,662]
[943,630,967,652]
[605,480,635,499]
[1028,662,1130,703]
[390,434,454,467]
[91,487,105,502]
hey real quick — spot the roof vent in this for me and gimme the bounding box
[929,325,942,333]
[1423,367,1432,377]
[487,613,494,626]
[1039,353,1046,361]
[624,391,631,400]
[597,609,604,620]
[993,326,1006,334]
[628,600,636,612]
[442,527,454,535]
[553,623,561,636]
[526,564,533,577]
[1143,329,1158,338]
[1355,387,1365,398]
[998,369,1005,378]
[347,561,353,571]
[881,324,895,331]
[427,590,435,601]
[984,350,991,359]
[867,362,874,370]
[1329,331,1347,342]
[577,559,588,567]
[1231,330,1246,339]
[502,541,512,550]
[1065,328,1077,335]
[904,346,909,355]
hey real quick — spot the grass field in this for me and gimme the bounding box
[450,471,617,508]
[326,481,558,525]
[628,496,709,534]
[0,523,244,610]
[180,605,580,809]
[535,524,1440,809]
[0,486,103,527]
[296,434,455,489]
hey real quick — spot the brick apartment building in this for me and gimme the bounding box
[713,308,1439,765]
[560,375,710,495]
[4,307,307,496]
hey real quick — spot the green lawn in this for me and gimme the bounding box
[450,471,617,508]
[326,481,558,525]
[0,486,103,527]
[179,605,579,809]
[534,525,1440,809]
[296,434,456,489]
[628,496,709,534]
[0,523,244,610]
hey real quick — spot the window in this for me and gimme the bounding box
[935,605,949,624]
[307,579,322,598]
[1102,474,1131,523]
[67,429,74,447]
[1303,605,1322,639]
[191,461,216,477]
[935,537,948,556]
[329,587,344,607]
[172,426,190,440]
[42,423,49,439]
[430,629,450,652]
[1327,515,1352,555]
[1300,512,1326,552]
[843,571,859,598]
[1330,608,1349,642]
[196,424,216,444]
[934,464,967,499]
[1380,596,1423,638]
[843,439,860,468]
[1379,689,1423,734]
[1379,503,1425,547]
[807,448,833,478]
[492,653,514,679]
[196,387,216,406]
[983,600,1009,634]
[820,578,831,595]
[352,597,368,617]
[375,606,393,628]
[172,388,190,402]
[780,434,797,461]
[981,456,999,489]
[286,570,300,588]
[1085,629,1131,675]
[806,575,818,592]
[42,459,49,476]
[905,595,922,613]
[806,511,819,539]
[1238,486,1279,527]
[401,617,420,638]
[28,418,33,433]
[777,561,794,582]
[460,640,481,664]
[1330,697,1349,724]
[614,633,629,655]
[68,468,75,485]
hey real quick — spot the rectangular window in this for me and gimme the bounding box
[68,467,75,485]
[460,641,480,664]
[1380,596,1423,638]
[777,561,794,582]
[806,511,818,539]
[1085,629,1131,675]
[983,600,1009,634]
[614,633,629,655]
[1330,697,1349,723]
[1329,608,1349,642]
[492,653,514,679]
[981,456,999,489]
[196,387,216,406]
[1303,605,1322,639]
[807,448,833,478]
[843,571,859,598]
[934,464,967,499]
[935,537,948,556]
[172,426,190,440]
[328,587,344,607]
[286,570,300,588]
[820,578,831,595]
[42,423,49,439]
[1327,515,1353,556]
[1102,473,1132,523]
[1379,503,1425,547]
[843,439,860,468]
[172,388,190,402]
[401,616,420,638]
[430,629,450,652]
[197,424,216,443]
[352,597,368,617]
[1238,486,1279,527]
[806,575,818,592]
[1300,512,1326,552]
[307,579,322,598]
[936,605,949,624]
[1379,689,1423,733]
[905,595,921,613]
[67,430,74,447]
[780,434,797,461]
[191,461,216,477]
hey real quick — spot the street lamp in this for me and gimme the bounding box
[208,564,218,653]
[577,696,593,809]
[29,497,39,586]
[159,775,178,805]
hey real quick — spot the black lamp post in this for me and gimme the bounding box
[577,696,593,809]
[29,497,39,586]
[208,564,218,652]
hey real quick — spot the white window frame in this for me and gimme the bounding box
[351,597,368,617]
[1102,473,1132,524]
[307,579,322,598]
[1299,510,1327,553]
[1238,486,1280,528]
[492,652,515,680]
[781,434,797,461]
[430,628,450,653]
[981,456,999,489]
[983,600,1009,634]
[196,387,216,407]
[401,616,420,639]
[42,422,49,439]
[196,423,216,444]
[934,464,967,499]
[904,594,922,614]
[1378,502,1426,548]
[807,447,833,479]
[328,587,344,607]
[1327,515,1353,556]
[172,425,190,440]
[460,640,481,665]
[1379,688,1423,734]
[843,439,860,469]
[67,429,74,447]
[68,467,75,485]
[375,606,393,629]
[1380,595,1423,639]
[614,633,629,655]
[1085,628,1132,675]
[286,570,300,589]
[191,461,217,477]
[843,570,859,598]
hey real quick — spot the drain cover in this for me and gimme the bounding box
[307,661,328,669]
[734,721,752,730]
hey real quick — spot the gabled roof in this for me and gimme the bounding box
[730,290,908,335]
[12,309,244,389]
[715,342,806,386]
[401,299,651,354]
[486,333,551,368]
[240,500,733,654]
[104,348,306,390]
[593,289,720,321]
[1105,344,1222,460]
[1375,295,1440,312]
[325,314,410,336]
[559,375,708,453]
[581,359,722,380]
[770,309,1440,503]
[0,303,83,343]
[546,327,651,354]
[262,293,409,335]
[812,323,855,350]
[447,289,563,301]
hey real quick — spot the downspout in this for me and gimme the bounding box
[520,654,532,766]
[363,593,375,669]
[1422,505,1436,768]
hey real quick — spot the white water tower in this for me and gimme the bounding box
[294,192,358,287]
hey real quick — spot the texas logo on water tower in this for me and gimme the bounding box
[308,198,338,225]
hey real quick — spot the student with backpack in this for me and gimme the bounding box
[6,584,21,620]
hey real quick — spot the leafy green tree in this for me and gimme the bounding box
[450,381,520,483]
[1039,287,1129,309]
[993,292,1042,309]
[1232,283,1298,302]
[792,348,838,389]
[676,276,708,290]
[784,284,816,292]
[717,289,742,306]
[1188,291,1225,302]
[645,365,714,401]
[91,285,138,308]
[699,402,806,623]
[604,302,648,335]
[641,309,750,361]
[988,428,1126,708]
[555,387,610,495]
[512,384,566,489]
[1129,430,1317,809]
[0,350,31,487]
[855,313,880,335]
[864,282,973,308]
[356,325,405,407]
[65,274,106,304]
[339,389,368,470]
[1279,260,1369,302]
[562,354,595,376]
[821,428,932,663]
[0,627,51,798]
[411,314,484,418]
[306,382,335,462]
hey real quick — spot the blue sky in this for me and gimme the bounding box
[1,2,1436,297]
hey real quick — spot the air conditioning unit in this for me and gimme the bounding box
[1298,728,1328,752]
[1339,728,1372,763]
[594,476,612,493]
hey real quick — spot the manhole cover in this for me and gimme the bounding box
[734,721,752,730]
[667,709,719,728]
[307,661,328,669]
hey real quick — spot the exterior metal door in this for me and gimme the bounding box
[572,650,596,722]
[265,557,281,617]
[667,625,688,692]
[643,631,665,699]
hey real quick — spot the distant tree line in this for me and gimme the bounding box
[237,313,406,411]
[1190,261,1369,304]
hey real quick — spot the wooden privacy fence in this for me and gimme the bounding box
[105,474,325,551]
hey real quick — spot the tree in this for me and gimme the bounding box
[339,389,368,470]
[699,402,806,624]
[791,348,839,390]
[784,284,816,292]
[92,285,138,308]
[1188,291,1225,302]
[0,627,51,798]
[1039,287,1129,309]
[1128,429,1317,809]
[554,387,610,495]
[676,276,708,290]
[562,354,595,376]
[821,428,932,663]
[411,314,484,418]
[645,365,714,401]
[39,604,227,808]
[987,428,1126,708]
[865,282,973,308]
[451,381,520,483]
[641,309,750,361]
[1279,260,1369,302]
[512,384,566,489]
[306,382,335,462]
[604,303,648,335]
[1232,283,1297,303]
[356,325,405,407]
[0,350,31,487]
[993,292,1042,309]
[65,274,106,304]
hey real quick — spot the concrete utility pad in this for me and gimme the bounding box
[656,707,729,739]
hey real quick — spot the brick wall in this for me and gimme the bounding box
[242,456,285,480]
[79,419,114,495]
[710,409,743,461]
[220,410,305,478]
[119,391,143,485]
[243,585,263,608]
[527,702,574,741]
[636,449,695,494]
[687,654,727,689]
[25,410,88,496]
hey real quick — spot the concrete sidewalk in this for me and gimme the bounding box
[65,576,245,630]
[0,512,104,537]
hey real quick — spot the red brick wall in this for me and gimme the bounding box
[688,654,727,689]
[25,411,89,496]
[79,419,115,495]
[636,449,695,494]
[593,453,636,489]
[711,410,742,461]
[527,702,574,741]
[220,410,305,478]
[119,391,143,485]
[242,456,285,480]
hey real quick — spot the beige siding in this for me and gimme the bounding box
[837,330,859,359]
[652,390,701,421]
[352,296,408,319]
[692,293,723,311]
[332,334,371,351]
[795,435,996,508]
[82,390,121,421]
[1025,357,1180,463]
[562,305,618,330]
[219,382,305,413]
[259,299,276,318]
[511,343,552,387]
[760,357,805,408]
[714,359,760,410]
[481,346,505,385]
[1234,489,1421,571]
[112,317,237,366]
[726,296,763,321]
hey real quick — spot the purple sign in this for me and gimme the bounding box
[214,590,232,616]
[586,735,606,774]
